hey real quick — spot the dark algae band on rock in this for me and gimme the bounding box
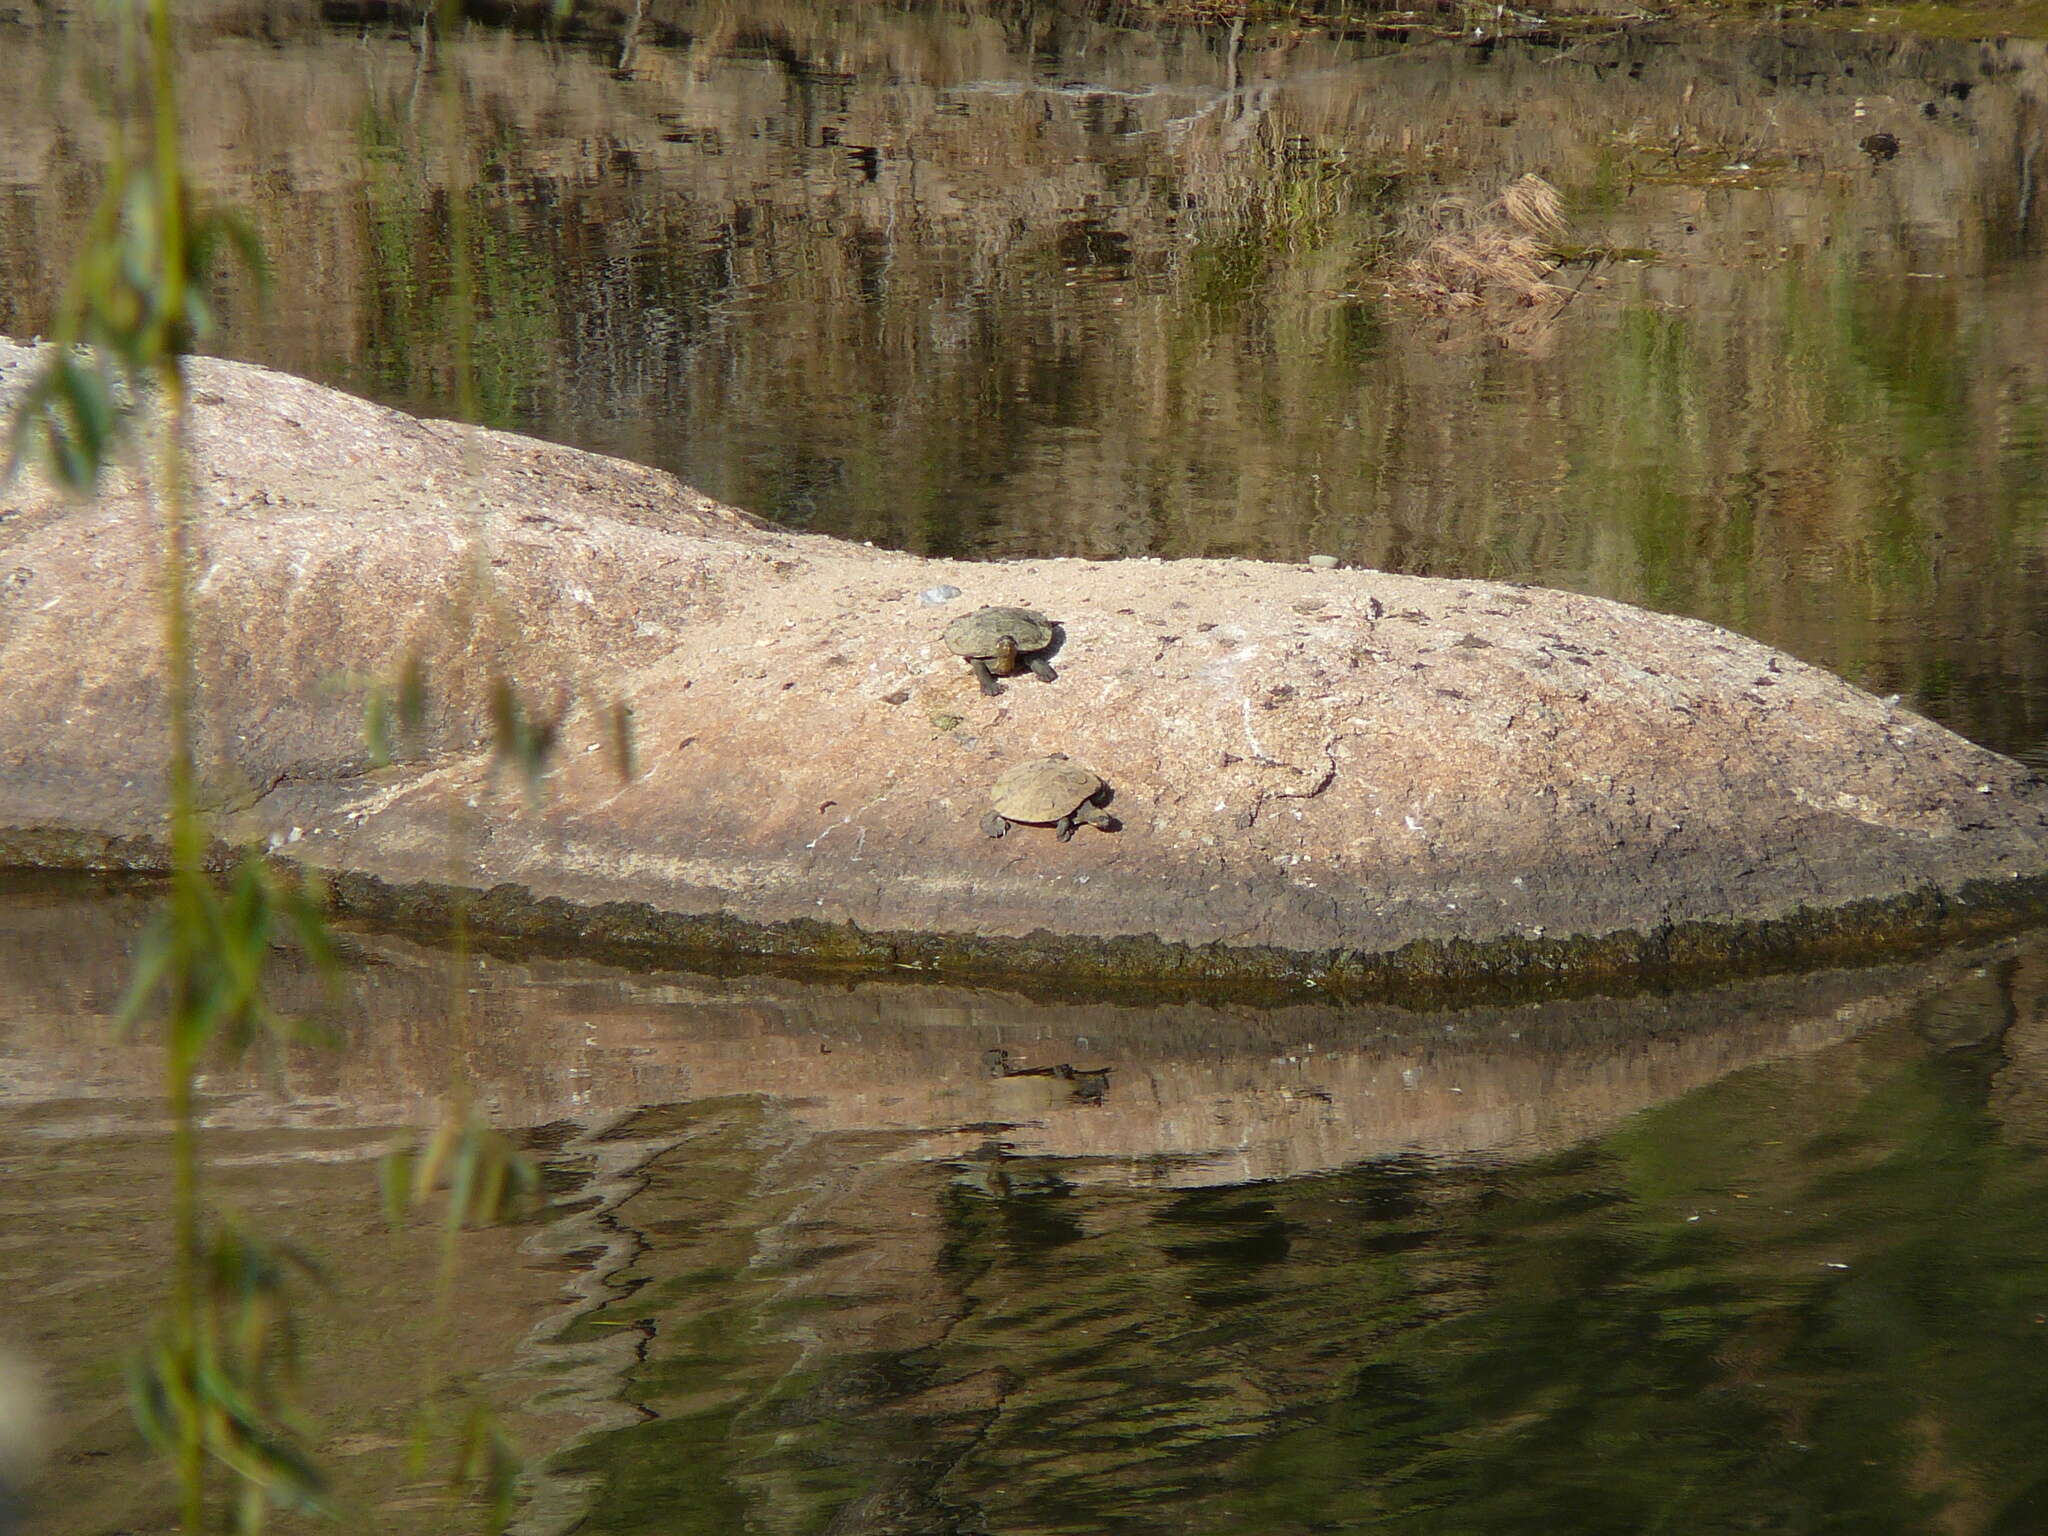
[2,837,2047,1009]
[320,867,2048,1009]
[206,860,2048,1009]
[6,338,2048,1002]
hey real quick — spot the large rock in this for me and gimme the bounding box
[4,338,2047,997]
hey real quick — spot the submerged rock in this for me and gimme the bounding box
[3,338,2047,997]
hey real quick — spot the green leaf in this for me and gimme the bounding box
[114,914,176,1034]
[385,1116,539,1230]
[486,676,563,798]
[455,1403,523,1533]
[194,206,273,300]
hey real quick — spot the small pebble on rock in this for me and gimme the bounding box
[918,585,963,605]
[1307,554,1341,570]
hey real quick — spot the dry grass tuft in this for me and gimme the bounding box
[1498,172,1567,242]
[1393,173,1573,323]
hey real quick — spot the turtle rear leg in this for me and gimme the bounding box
[968,658,1004,697]
[981,812,1011,839]
[1026,656,1058,684]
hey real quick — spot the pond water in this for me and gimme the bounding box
[9,2,2048,1532]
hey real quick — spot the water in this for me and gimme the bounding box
[9,3,2048,1530]
[8,884,2048,1532]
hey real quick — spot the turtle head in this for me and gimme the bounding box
[992,634,1020,674]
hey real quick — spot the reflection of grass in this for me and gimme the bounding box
[1125,0,2048,35]
[1632,150,1797,190]
[1566,245,1992,641]
[356,99,423,401]
[1187,227,1271,316]
[1551,242,1660,264]
[467,193,557,428]
[1820,0,2048,36]
[1577,146,1634,216]
[1327,299,1383,367]
[1185,160,1401,318]
[1802,259,1967,595]
[1590,306,1705,610]
[550,1104,774,1535]
[356,112,556,428]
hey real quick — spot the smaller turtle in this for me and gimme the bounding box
[944,606,1058,696]
[983,755,1117,842]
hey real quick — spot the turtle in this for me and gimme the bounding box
[983,1047,1112,1103]
[982,755,1117,842]
[944,606,1058,696]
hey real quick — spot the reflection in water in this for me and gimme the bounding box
[8,887,2048,1531]
[6,5,2048,753]
[0,886,1961,1183]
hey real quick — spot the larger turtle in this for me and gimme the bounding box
[944,606,1058,696]
[982,755,1117,842]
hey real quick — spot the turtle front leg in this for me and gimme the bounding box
[981,812,1011,839]
[1026,656,1058,684]
[1055,814,1078,842]
[968,658,1004,697]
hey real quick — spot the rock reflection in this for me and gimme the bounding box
[0,884,1982,1182]
[557,944,2048,1536]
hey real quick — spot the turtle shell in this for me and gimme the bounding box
[989,756,1104,824]
[944,606,1055,660]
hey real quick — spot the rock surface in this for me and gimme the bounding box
[4,337,2048,996]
